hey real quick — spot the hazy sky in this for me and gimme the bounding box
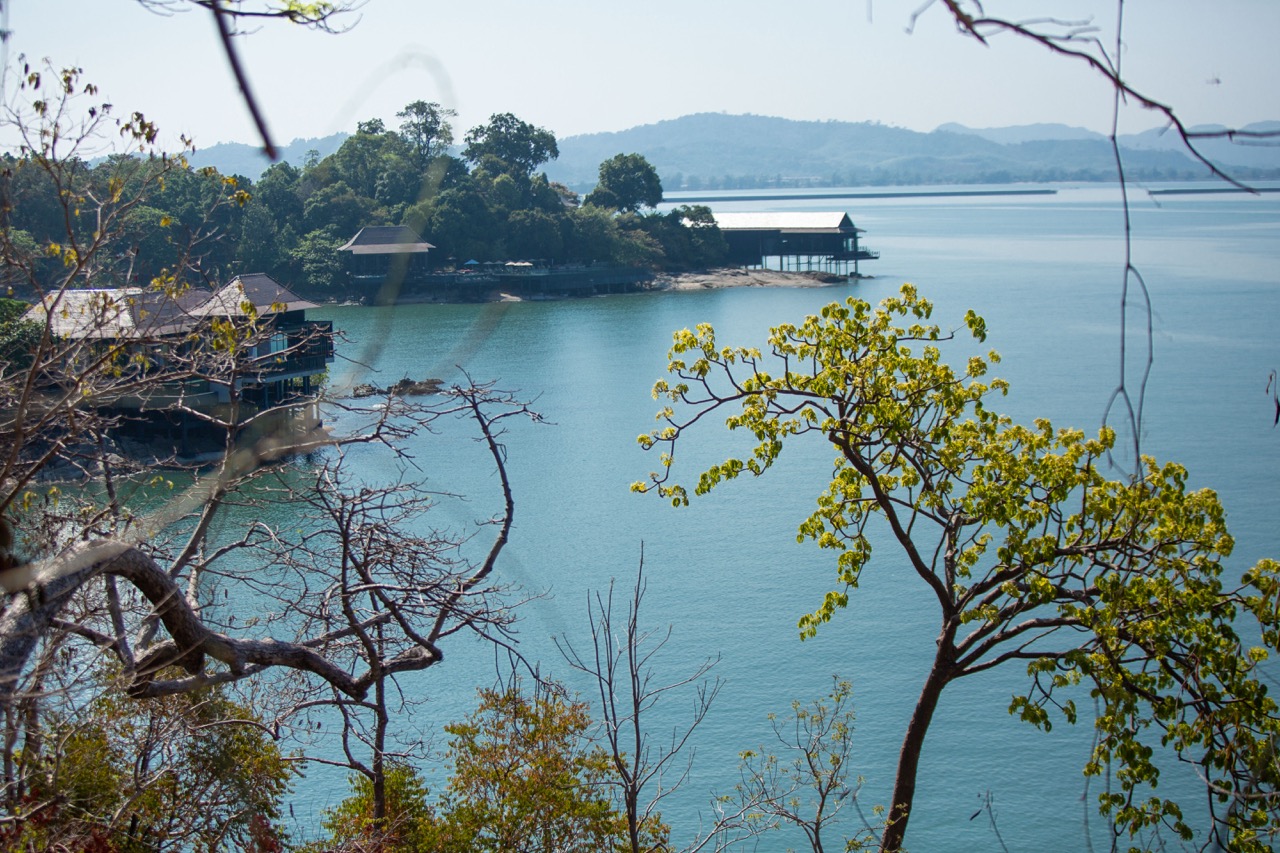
[4,0,1278,152]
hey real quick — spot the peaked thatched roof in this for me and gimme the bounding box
[193,273,317,318]
[27,286,214,339]
[339,225,435,255]
[29,274,315,339]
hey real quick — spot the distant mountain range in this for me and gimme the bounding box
[938,120,1280,170]
[188,114,1280,191]
[186,133,348,178]
[547,114,1280,191]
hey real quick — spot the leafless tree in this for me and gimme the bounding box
[260,384,537,830]
[0,59,539,838]
[917,0,1280,468]
[731,677,873,853]
[556,554,722,853]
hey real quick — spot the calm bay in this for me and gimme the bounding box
[294,183,1280,850]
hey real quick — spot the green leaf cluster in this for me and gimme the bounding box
[316,764,439,852]
[433,683,639,852]
[315,681,654,853]
[9,679,293,852]
[637,284,1280,849]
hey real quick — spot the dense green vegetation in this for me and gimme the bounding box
[1,104,727,303]
[0,297,41,367]
[1,674,292,851]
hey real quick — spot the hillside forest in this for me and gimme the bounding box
[1,102,727,302]
[191,114,1280,196]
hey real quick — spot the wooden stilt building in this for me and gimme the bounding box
[26,274,334,459]
[339,225,436,296]
[712,212,879,276]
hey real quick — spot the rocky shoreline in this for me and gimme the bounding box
[651,267,854,292]
[484,268,859,303]
[345,268,865,306]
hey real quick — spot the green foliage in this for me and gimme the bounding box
[288,226,346,297]
[584,153,664,213]
[633,206,727,270]
[434,681,630,852]
[424,184,502,262]
[637,284,1280,850]
[463,112,559,177]
[0,93,731,305]
[0,297,41,368]
[328,123,411,200]
[8,680,293,852]
[607,216,666,269]
[397,100,457,170]
[317,764,438,852]
[1,65,250,296]
[302,180,378,236]
[507,208,565,260]
[254,161,305,233]
[235,201,284,273]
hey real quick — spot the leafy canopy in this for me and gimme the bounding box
[10,680,292,852]
[584,153,664,213]
[462,112,559,177]
[318,764,438,852]
[635,285,1280,850]
[434,682,636,853]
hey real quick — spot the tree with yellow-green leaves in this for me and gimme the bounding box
[432,681,649,853]
[636,285,1280,853]
[314,679,654,853]
[2,676,292,851]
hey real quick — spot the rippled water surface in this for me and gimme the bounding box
[288,184,1280,850]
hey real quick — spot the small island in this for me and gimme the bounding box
[2,104,880,311]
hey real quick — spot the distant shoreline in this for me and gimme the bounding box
[1147,186,1280,195]
[662,188,1058,204]
[346,268,855,306]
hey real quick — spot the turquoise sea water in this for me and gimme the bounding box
[293,184,1280,850]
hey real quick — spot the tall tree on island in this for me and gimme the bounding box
[584,153,664,213]
[398,100,457,171]
[463,112,559,177]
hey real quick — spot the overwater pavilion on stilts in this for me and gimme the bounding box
[712,211,879,276]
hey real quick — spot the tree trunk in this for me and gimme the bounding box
[372,673,388,826]
[881,646,955,852]
[626,788,641,853]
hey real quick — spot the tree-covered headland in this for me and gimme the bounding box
[2,102,726,304]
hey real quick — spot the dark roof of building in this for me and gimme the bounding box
[194,273,317,318]
[339,225,435,255]
[137,286,216,334]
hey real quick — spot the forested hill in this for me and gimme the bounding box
[186,133,348,178]
[545,113,1280,191]
[189,114,1280,191]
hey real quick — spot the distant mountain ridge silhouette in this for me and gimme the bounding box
[184,114,1280,189]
